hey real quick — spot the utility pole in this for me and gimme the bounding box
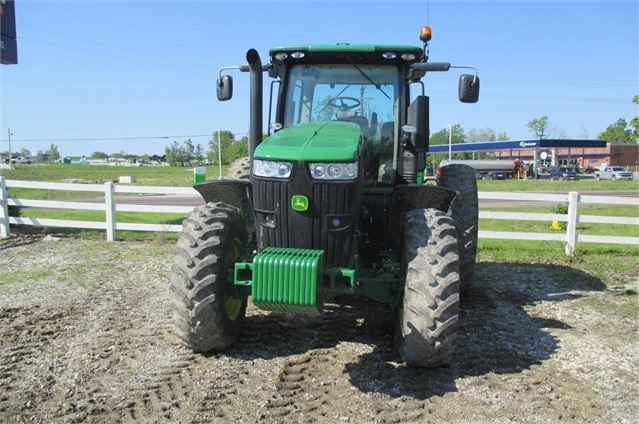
[448,124,452,161]
[217,130,222,179]
[7,129,12,164]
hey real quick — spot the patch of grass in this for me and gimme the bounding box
[477,177,639,192]
[15,208,186,225]
[478,239,639,289]
[1,163,228,187]
[480,204,639,238]
[0,267,55,285]
[577,292,639,320]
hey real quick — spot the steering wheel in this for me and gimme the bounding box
[328,97,361,111]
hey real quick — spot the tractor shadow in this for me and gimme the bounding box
[223,261,605,400]
[344,261,606,399]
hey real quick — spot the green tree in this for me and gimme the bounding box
[599,95,639,144]
[598,118,636,144]
[429,124,465,145]
[90,151,109,159]
[527,115,551,139]
[527,115,566,139]
[184,139,195,161]
[226,138,248,162]
[194,143,205,164]
[466,127,508,143]
[631,95,639,138]
[48,143,61,161]
[428,124,466,166]
[465,127,509,159]
[165,141,189,166]
[208,131,236,164]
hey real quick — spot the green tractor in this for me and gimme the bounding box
[170,26,480,367]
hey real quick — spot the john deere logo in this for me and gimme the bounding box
[291,195,309,211]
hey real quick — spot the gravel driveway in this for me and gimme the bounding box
[1,234,637,423]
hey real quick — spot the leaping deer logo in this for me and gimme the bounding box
[291,195,309,211]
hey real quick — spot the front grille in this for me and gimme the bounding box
[252,164,360,268]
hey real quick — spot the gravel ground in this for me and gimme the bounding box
[1,233,638,423]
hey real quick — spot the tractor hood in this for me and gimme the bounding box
[254,121,361,162]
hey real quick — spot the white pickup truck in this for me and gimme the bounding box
[594,166,633,181]
[9,156,32,165]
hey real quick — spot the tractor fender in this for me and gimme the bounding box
[193,180,253,213]
[385,184,457,250]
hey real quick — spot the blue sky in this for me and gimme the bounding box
[1,0,636,157]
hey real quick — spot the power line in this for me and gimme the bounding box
[19,24,216,76]
[1,132,250,143]
[2,134,209,143]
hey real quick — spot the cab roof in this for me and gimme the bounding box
[269,44,424,66]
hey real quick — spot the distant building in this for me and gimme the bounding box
[495,143,638,169]
[429,140,638,171]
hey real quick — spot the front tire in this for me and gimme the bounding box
[395,209,460,367]
[170,202,249,352]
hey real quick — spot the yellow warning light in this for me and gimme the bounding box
[420,26,432,42]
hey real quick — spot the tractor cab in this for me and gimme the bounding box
[218,34,479,187]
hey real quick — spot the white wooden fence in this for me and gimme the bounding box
[0,178,195,242]
[478,191,639,254]
[1,177,638,255]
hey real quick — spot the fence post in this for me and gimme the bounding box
[105,181,116,241]
[565,191,579,255]
[0,177,9,238]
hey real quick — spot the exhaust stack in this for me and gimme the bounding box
[246,48,263,162]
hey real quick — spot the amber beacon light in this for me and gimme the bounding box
[419,25,432,42]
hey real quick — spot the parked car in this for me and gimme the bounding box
[583,166,597,174]
[550,166,580,181]
[11,156,32,165]
[485,170,506,180]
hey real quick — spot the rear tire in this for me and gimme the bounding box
[170,202,249,352]
[438,164,478,293]
[395,209,460,367]
[226,157,250,180]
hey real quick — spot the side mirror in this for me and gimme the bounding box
[217,75,233,101]
[459,74,479,103]
[406,95,429,152]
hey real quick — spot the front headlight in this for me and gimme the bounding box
[309,162,358,180]
[253,159,292,178]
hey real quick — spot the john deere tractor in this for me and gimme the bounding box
[170,26,480,367]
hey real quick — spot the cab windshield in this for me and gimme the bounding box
[283,64,399,130]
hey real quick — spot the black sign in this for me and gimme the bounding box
[1,0,18,65]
